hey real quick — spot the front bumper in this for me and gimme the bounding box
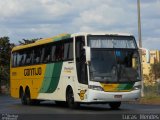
[87,89,141,102]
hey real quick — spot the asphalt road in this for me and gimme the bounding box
[0,95,160,120]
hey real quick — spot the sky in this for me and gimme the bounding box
[0,0,160,50]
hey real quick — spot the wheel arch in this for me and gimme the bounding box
[19,86,24,98]
[25,86,30,97]
[66,85,72,100]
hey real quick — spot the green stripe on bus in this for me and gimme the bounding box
[39,62,63,93]
[39,63,55,93]
[117,83,134,90]
[124,83,134,90]
[117,84,127,90]
[53,34,71,41]
[46,62,63,93]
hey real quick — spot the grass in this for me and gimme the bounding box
[140,85,160,105]
[138,94,160,105]
[127,93,160,105]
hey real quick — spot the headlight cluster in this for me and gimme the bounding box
[89,85,104,91]
[133,85,141,90]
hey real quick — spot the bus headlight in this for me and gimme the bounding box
[89,85,104,91]
[133,85,141,90]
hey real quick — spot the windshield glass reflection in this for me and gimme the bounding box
[90,49,140,83]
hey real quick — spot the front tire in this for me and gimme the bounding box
[109,102,121,109]
[66,88,79,109]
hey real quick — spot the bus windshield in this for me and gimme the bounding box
[88,35,140,83]
[88,35,136,49]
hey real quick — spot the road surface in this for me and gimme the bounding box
[0,95,160,120]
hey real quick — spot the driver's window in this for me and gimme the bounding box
[76,36,88,84]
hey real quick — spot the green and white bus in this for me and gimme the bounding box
[10,32,141,109]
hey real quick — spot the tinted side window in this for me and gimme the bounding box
[17,52,24,66]
[12,53,17,67]
[63,40,73,61]
[51,45,56,62]
[19,51,26,66]
[76,36,88,84]
[54,43,64,61]
[64,42,70,60]
[24,50,33,65]
[68,41,73,60]
[33,47,43,64]
[76,36,85,60]
[43,45,52,63]
[12,39,74,66]
[59,43,64,61]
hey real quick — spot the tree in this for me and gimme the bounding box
[0,37,11,65]
[0,37,41,93]
[0,37,15,93]
[18,38,42,45]
[150,62,160,81]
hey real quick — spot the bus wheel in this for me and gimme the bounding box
[66,88,79,109]
[109,102,121,110]
[25,88,32,105]
[20,90,27,105]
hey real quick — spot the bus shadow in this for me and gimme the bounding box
[4,95,131,112]
[36,101,125,111]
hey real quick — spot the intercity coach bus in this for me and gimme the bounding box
[10,33,141,109]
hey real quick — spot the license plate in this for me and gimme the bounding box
[114,95,122,99]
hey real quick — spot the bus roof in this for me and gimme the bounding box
[71,32,133,37]
[12,32,133,52]
[12,33,71,52]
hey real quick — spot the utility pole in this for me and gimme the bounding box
[137,0,142,48]
[137,0,144,97]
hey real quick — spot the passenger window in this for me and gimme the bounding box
[51,46,56,62]
[12,53,17,67]
[68,42,73,60]
[17,52,23,66]
[19,51,26,66]
[33,47,43,64]
[64,42,70,60]
[63,39,73,61]
[25,50,33,65]
[55,43,63,61]
[59,44,64,61]
[43,45,52,63]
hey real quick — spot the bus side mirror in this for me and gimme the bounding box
[84,46,91,62]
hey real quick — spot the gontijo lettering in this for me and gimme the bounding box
[24,67,42,76]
